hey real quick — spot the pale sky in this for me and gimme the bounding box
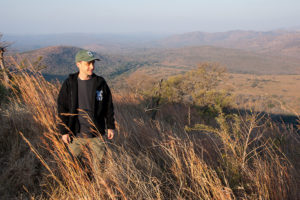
[1,0,300,34]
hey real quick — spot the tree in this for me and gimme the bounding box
[155,62,229,105]
[145,62,232,120]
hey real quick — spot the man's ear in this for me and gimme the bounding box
[76,62,81,68]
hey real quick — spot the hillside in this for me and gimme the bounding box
[21,46,82,76]
[18,46,135,80]
[1,66,299,199]
[120,66,300,114]
[6,29,300,80]
[116,46,300,75]
[14,45,300,85]
[223,74,300,114]
[4,33,165,52]
[158,30,300,59]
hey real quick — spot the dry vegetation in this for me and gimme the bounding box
[0,62,299,199]
[124,66,300,115]
[221,74,300,114]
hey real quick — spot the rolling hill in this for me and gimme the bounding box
[7,36,300,115]
[17,43,300,83]
[115,45,300,75]
[18,46,136,80]
[158,30,300,59]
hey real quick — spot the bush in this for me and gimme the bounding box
[143,62,232,121]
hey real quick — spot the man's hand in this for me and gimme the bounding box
[107,129,115,140]
[62,134,71,144]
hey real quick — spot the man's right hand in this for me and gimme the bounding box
[62,134,71,144]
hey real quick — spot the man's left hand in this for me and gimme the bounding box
[107,129,115,140]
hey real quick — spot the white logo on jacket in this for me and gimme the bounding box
[96,90,103,101]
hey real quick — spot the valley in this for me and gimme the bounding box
[6,30,300,115]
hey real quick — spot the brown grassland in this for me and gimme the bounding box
[222,74,300,114]
[124,66,300,115]
[0,63,299,199]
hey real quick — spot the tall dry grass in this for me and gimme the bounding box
[0,64,299,199]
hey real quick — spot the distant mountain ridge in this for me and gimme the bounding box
[6,30,300,60]
[15,29,300,81]
[4,33,166,52]
[158,30,300,58]
[18,44,300,81]
[121,46,300,75]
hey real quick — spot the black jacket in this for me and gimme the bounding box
[57,72,115,136]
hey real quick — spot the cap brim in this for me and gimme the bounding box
[87,58,100,62]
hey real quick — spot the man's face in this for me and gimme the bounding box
[76,60,95,76]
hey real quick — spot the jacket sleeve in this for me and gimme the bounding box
[57,79,70,135]
[104,82,116,129]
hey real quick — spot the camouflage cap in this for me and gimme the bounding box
[75,50,100,63]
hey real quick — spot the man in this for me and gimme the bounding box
[57,49,115,164]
